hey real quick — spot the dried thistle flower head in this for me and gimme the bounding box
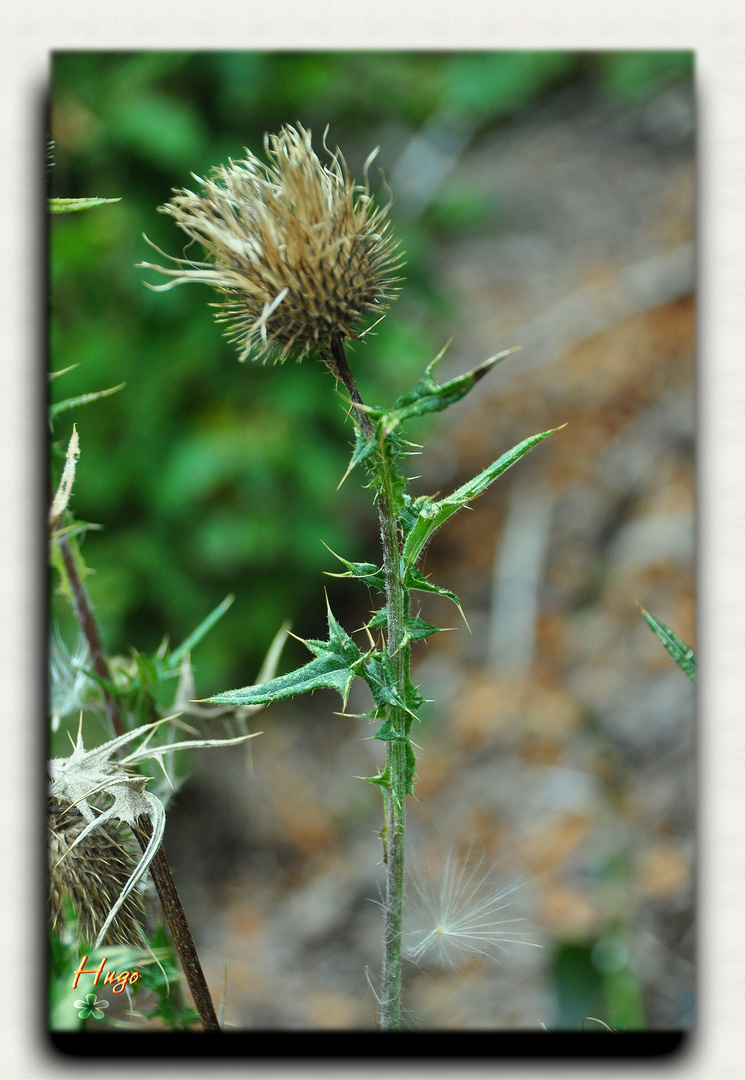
[48,797,147,947]
[142,124,403,364]
[49,717,258,947]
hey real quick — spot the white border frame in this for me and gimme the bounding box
[4,3,742,1075]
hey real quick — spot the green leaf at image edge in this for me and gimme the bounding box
[49,383,126,423]
[49,197,122,214]
[639,605,697,682]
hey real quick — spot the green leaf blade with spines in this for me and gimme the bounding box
[403,615,442,643]
[371,722,417,795]
[367,346,520,433]
[639,606,697,682]
[324,550,387,593]
[345,426,379,477]
[343,348,516,485]
[402,426,563,570]
[404,566,464,612]
[363,652,415,717]
[363,764,390,789]
[207,654,357,708]
[207,601,364,708]
[367,607,441,643]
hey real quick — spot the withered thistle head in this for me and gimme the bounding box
[142,124,403,364]
[49,717,258,947]
[48,797,147,947]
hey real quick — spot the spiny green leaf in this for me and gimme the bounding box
[49,196,122,214]
[373,718,410,742]
[404,676,426,712]
[363,652,415,717]
[207,602,364,708]
[389,347,518,424]
[366,346,520,436]
[398,492,428,541]
[323,549,387,593]
[639,605,697,682]
[49,383,126,423]
[343,348,516,481]
[399,494,438,555]
[340,426,379,485]
[367,607,442,643]
[402,616,441,642]
[362,765,390,789]
[371,727,417,795]
[324,602,366,666]
[207,654,356,707]
[403,426,562,569]
[405,567,464,612]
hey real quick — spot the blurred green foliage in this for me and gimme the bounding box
[552,935,646,1030]
[49,50,693,696]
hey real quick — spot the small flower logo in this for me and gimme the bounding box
[74,992,109,1021]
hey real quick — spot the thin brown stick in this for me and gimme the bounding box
[134,819,220,1032]
[54,531,125,738]
[51,525,220,1031]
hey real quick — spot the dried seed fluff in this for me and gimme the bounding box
[142,124,403,364]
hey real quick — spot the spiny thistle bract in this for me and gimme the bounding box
[141,124,403,365]
[48,717,258,947]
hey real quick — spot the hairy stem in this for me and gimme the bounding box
[327,338,409,1030]
[327,335,374,438]
[377,453,409,1031]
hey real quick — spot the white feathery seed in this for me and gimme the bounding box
[404,847,541,969]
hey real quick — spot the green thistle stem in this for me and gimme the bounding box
[330,338,408,1030]
[377,454,408,1031]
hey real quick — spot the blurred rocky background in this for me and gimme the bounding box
[49,51,694,1030]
